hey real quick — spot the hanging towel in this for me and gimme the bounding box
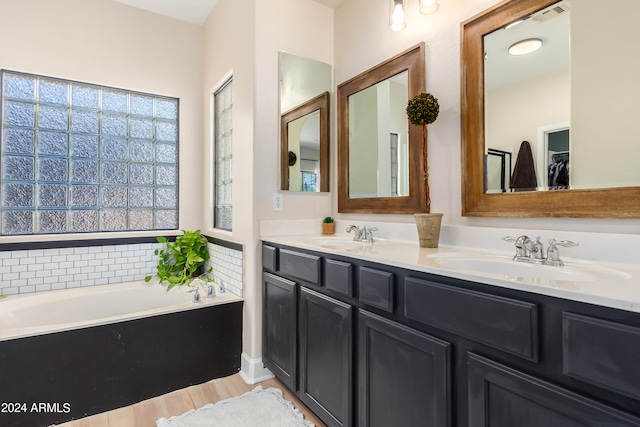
[510,140,537,191]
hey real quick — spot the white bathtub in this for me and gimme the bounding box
[0,280,244,426]
[0,280,242,341]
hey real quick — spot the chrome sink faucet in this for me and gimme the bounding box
[346,225,378,243]
[503,235,578,266]
[346,225,362,241]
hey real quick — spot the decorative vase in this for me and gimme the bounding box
[322,222,335,235]
[414,213,443,248]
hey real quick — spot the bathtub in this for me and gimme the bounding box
[0,281,243,427]
[0,280,241,341]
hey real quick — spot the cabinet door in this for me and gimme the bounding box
[262,272,297,391]
[468,352,640,427]
[359,310,451,427]
[299,287,353,427]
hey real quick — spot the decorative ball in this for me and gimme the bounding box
[288,151,297,166]
[406,93,440,126]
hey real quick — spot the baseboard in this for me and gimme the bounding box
[239,352,274,384]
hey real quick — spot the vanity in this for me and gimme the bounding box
[261,234,640,427]
[265,0,640,424]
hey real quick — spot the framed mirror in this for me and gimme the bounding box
[280,92,329,192]
[338,43,426,213]
[461,0,640,218]
[279,52,332,192]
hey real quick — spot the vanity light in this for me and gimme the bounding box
[508,38,543,55]
[390,0,441,31]
[419,0,439,15]
[390,0,407,31]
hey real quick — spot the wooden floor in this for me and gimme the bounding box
[59,374,327,427]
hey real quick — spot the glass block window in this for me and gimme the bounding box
[214,78,232,231]
[0,70,179,235]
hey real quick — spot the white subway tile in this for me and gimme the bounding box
[11,265,27,273]
[29,277,45,286]
[10,278,27,287]
[27,249,44,258]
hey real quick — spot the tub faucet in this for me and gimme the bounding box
[190,278,215,303]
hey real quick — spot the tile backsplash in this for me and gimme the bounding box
[0,239,243,297]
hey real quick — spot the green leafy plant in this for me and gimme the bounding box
[406,92,440,213]
[145,230,211,290]
[322,216,334,223]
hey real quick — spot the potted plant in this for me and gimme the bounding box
[322,216,335,235]
[406,92,443,248]
[145,229,212,290]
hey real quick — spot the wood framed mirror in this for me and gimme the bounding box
[462,0,640,218]
[338,43,426,214]
[281,92,329,192]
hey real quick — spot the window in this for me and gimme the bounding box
[214,78,232,231]
[0,70,179,235]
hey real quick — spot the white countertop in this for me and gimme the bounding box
[261,233,640,314]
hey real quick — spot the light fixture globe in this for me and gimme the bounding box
[419,0,439,15]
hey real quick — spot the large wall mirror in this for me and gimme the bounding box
[462,0,640,218]
[279,52,332,192]
[338,43,426,213]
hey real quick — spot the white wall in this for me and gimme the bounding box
[0,0,204,242]
[333,0,640,234]
[203,0,334,361]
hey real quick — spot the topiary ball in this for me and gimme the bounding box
[406,92,440,126]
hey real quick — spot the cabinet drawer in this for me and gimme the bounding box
[563,312,640,400]
[404,277,538,361]
[359,267,394,313]
[325,259,353,297]
[279,249,321,285]
[262,244,278,272]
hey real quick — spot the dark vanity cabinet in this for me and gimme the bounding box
[262,243,640,427]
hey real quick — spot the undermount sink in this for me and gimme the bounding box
[297,235,386,252]
[426,253,630,283]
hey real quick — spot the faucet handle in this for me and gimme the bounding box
[546,239,578,266]
[502,236,518,242]
[362,226,378,243]
[206,284,215,298]
[553,239,579,248]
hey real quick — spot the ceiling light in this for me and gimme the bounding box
[508,38,543,55]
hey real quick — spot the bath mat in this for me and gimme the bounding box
[156,386,315,427]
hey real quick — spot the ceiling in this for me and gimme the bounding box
[111,0,344,26]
